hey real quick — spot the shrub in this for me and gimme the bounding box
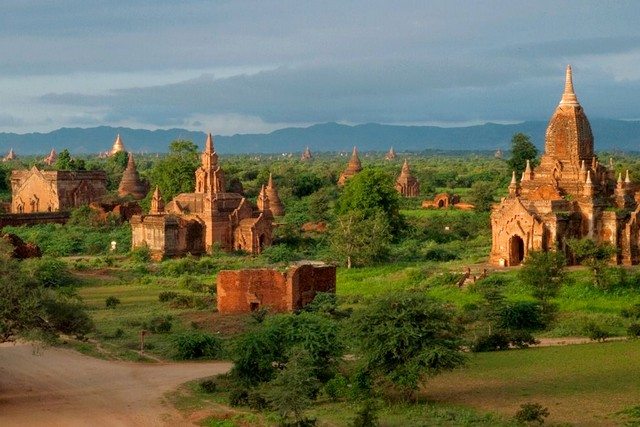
[145,315,173,333]
[228,387,249,407]
[159,291,178,302]
[129,246,151,263]
[262,244,300,263]
[350,400,380,427]
[199,379,217,393]
[105,296,121,309]
[424,247,458,262]
[498,301,545,331]
[323,374,348,402]
[584,322,610,342]
[621,304,640,319]
[112,328,125,339]
[25,257,74,288]
[471,331,511,352]
[173,331,222,360]
[247,389,269,410]
[169,295,195,309]
[514,402,549,424]
[180,275,208,293]
[43,299,94,338]
[627,323,640,338]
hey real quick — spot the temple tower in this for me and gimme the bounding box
[395,159,420,197]
[118,153,149,199]
[195,133,225,194]
[265,173,285,216]
[150,186,164,213]
[338,146,363,186]
[110,134,126,156]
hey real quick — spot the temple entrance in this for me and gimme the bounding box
[258,234,266,252]
[185,221,204,254]
[437,199,445,208]
[509,235,525,266]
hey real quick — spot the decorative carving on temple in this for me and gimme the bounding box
[118,153,149,200]
[395,159,420,197]
[338,146,362,186]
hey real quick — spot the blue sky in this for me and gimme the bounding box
[1,0,640,134]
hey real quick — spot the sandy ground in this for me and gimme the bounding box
[0,342,232,427]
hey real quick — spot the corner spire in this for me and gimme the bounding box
[559,65,580,107]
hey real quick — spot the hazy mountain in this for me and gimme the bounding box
[1,119,640,156]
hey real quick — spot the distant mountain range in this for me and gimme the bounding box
[2,119,640,155]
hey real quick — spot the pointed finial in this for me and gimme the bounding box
[205,133,214,152]
[618,172,623,183]
[625,170,631,184]
[402,158,410,172]
[153,185,161,198]
[609,157,614,169]
[268,172,274,188]
[585,170,593,185]
[127,152,135,168]
[560,65,579,106]
[581,160,586,171]
[525,159,531,173]
[510,170,517,184]
[352,146,358,157]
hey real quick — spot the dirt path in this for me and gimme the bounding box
[0,342,232,427]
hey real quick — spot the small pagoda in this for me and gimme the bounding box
[385,147,396,160]
[301,146,312,161]
[118,153,149,199]
[395,159,420,197]
[338,147,363,186]
[110,134,126,156]
[43,148,57,166]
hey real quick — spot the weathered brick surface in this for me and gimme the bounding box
[217,263,336,314]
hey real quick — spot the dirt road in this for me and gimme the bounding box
[0,342,232,427]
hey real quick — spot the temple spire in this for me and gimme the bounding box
[401,159,410,174]
[559,65,579,107]
[267,172,274,188]
[205,133,214,153]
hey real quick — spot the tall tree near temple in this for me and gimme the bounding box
[330,211,391,268]
[470,181,495,212]
[507,133,538,175]
[149,139,199,201]
[336,168,404,235]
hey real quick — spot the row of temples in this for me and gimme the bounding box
[337,146,421,197]
[490,66,640,266]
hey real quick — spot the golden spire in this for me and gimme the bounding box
[559,65,580,107]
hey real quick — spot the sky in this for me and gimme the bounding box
[1,0,640,135]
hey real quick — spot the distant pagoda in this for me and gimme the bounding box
[385,146,396,160]
[395,159,420,197]
[338,146,363,186]
[301,146,312,161]
[43,148,57,166]
[110,134,126,156]
[265,173,285,216]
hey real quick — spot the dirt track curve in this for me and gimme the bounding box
[0,342,232,427]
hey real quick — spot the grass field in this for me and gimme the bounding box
[169,340,640,426]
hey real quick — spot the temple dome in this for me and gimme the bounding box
[118,153,149,199]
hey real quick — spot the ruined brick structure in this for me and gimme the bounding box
[118,153,149,200]
[338,146,362,186]
[422,193,475,210]
[3,148,16,162]
[11,166,107,213]
[217,262,336,314]
[130,134,275,259]
[491,66,640,266]
[395,159,420,197]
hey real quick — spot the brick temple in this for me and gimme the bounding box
[491,65,640,266]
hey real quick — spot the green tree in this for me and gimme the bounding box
[336,168,404,235]
[470,181,495,212]
[507,133,538,175]
[330,211,391,268]
[350,291,465,399]
[149,139,200,201]
[567,238,616,288]
[518,250,566,305]
[54,149,86,171]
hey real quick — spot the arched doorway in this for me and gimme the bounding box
[258,234,266,252]
[437,199,445,208]
[509,235,525,266]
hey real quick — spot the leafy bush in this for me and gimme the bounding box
[621,304,640,319]
[350,400,380,427]
[323,374,348,401]
[228,387,249,407]
[498,301,545,331]
[129,246,151,263]
[169,295,195,309]
[24,257,74,288]
[627,323,640,338]
[513,402,549,424]
[471,331,511,352]
[262,244,301,263]
[584,322,610,342]
[158,291,178,302]
[423,247,459,262]
[43,299,94,338]
[199,379,217,393]
[145,315,173,333]
[173,331,223,360]
[105,296,121,309]
[179,275,208,293]
[247,389,269,410]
